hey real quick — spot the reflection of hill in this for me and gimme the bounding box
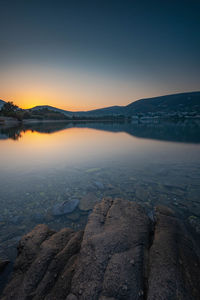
[0,126,22,140]
[0,120,200,143]
[69,120,200,143]
[21,122,71,134]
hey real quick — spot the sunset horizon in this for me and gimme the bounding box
[1,89,200,112]
[1,1,199,111]
[0,1,200,297]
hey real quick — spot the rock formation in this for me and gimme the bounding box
[1,198,200,300]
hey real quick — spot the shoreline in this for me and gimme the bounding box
[1,198,200,299]
[0,115,200,127]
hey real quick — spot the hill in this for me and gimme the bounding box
[30,91,200,117]
[1,92,200,119]
[30,105,74,117]
[124,91,200,115]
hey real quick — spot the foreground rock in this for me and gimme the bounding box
[148,206,200,300]
[1,198,200,300]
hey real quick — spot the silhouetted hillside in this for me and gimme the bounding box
[30,91,200,117]
[125,91,200,114]
[1,92,200,119]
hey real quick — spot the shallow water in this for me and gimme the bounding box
[0,120,200,261]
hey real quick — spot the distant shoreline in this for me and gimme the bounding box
[0,117,128,125]
[0,115,200,127]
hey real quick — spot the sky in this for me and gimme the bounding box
[0,0,200,111]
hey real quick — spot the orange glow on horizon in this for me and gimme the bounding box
[1,64,159,112]
[1,61,199,113]
[12,95,87,111]
[2,93,112,112]
[4,96,99,112]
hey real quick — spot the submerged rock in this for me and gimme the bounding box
[93,181,105,190]
[1,198,200,300]
[52,198,79,216]
[67,211,81,221]
[79,192,99,211]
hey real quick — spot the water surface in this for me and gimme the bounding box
[0,120,200,262]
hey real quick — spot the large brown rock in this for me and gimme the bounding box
[1,225,83,300]
[1,198,200,300]
[70,198,151,300]
[147,205,200,300]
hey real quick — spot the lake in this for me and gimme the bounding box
[0,120,200,262]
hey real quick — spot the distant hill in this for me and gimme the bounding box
[30,91,200,117]
[1,92,200,118]
[23,107,70,120]
[30,105,74,117]
[124,91,200,115]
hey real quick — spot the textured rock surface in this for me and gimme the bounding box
[71,198,151,299]
[147,205,200,300]
[1,198,200,300]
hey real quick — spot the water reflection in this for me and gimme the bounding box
[0,120,199,272]
[0,119,200,143]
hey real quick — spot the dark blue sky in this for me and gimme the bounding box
[0,0,199,110]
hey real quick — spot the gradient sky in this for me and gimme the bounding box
[0,0,200,111]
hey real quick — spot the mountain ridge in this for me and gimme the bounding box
[1,91,200,117]
[30,91,200,116]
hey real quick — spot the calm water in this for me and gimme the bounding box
[0,120,200,262]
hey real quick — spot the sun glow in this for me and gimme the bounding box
[0,62,162,112]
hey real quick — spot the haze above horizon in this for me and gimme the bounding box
[0,0,200,110]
